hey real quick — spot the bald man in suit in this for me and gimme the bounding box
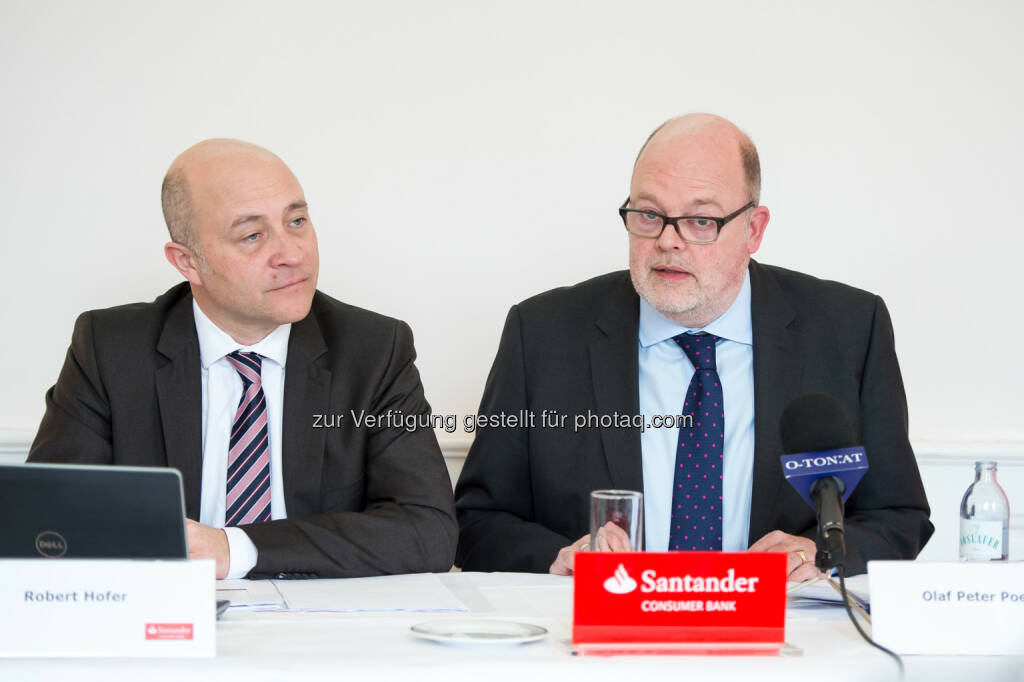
[31,140,457,579]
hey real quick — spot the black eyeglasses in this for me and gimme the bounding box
[618,198,756,244]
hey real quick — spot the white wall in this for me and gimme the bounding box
[1,1,1022,558]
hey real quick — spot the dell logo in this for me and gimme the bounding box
[35,531,68,558]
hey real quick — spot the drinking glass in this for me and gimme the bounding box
[589,490,643,552]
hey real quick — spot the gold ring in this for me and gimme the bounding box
[795,549,809,564]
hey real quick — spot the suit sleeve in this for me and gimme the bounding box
[28,312,115,464]
[454,306,573,572]
[841,296,934,573]
[241,321,458,578]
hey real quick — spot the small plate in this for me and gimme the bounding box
[410,619,548,645]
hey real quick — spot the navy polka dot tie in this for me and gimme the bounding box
[668,333,724,551]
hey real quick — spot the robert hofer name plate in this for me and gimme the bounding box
[0,559,215,657]
[870,561,1024,656]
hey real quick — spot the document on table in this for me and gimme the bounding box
[216,580,286,610]
[272,573,469,613]
[787,574,870,612]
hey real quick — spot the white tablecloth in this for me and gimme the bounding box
[2,571,1021,681]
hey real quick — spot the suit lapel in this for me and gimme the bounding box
[590,275,644,492]
[155,289,204,520]
[281,307,330,516]
[748,261,802,543]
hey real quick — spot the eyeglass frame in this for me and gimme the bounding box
[618,198,757,244]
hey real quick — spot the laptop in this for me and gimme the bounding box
[0,463,187,559]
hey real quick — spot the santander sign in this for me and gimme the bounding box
[576,552,786,652]
[604,564,760,595]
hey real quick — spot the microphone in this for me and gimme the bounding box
[779,394,868,571]
[779,396,904,676]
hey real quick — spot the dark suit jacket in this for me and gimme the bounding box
[29,283,457,579]
[455,261,933,575]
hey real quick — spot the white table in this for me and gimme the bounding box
[2,572,1021,681]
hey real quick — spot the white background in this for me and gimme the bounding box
[1,1,1022,557]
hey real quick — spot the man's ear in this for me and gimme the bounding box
[746,205,770,255]
[164,242,204,285]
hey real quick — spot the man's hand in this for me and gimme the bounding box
[549,523,636,575]
[186,519,230,579]
[748,530,822,583]
[550,533,589,575]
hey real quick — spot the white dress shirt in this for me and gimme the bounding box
[639,271,756,552]
[193,301,290,579]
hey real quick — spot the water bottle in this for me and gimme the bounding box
[959,460,1009,561]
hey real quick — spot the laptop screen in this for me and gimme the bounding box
[0,463,187,559]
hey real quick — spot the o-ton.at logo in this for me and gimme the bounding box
[603,564,638,594]
[35,531,67,558]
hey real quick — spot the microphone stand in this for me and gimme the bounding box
[810,476,845,572]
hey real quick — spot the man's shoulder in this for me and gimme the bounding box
[78,282,192,339]
[308,290,408,342]
[753,261,882,313]
[515,270,634,318]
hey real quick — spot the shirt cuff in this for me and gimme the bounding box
[223,526,259,579]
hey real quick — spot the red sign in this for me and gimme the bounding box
[145,623,194,641]
[573,552,786,655]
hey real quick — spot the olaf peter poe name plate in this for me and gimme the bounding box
[0,559,215,657]
[869,561,1024,655]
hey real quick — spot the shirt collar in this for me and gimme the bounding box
[638,268,752,348]
[192,300,291,370]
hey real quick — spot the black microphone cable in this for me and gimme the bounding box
[835,563,904,680]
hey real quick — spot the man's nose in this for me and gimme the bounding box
[655,221,688,251]
[271,229,305,266]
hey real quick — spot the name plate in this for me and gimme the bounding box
[0,559,215,657]
[573,552,786,655]
[870,561,1024,655]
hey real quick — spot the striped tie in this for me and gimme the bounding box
[225,351,271,526]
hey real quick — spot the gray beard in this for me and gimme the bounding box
[629,270,706,316]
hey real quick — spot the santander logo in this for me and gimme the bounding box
[603,564,638,594]
[145,623,194,641]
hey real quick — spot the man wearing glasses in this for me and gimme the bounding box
[455,114,932,580]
